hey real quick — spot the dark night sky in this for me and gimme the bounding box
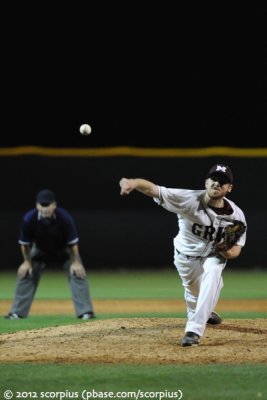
[2,5,267,148]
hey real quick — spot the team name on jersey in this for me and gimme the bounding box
[192,223,224,242]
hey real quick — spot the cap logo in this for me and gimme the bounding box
[216,165,227,173]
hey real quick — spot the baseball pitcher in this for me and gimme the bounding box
[119,164,247,346]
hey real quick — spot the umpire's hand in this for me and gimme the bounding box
[18,261,33,278]
[70,262,87,279]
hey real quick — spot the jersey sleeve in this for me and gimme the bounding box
[18,211,34,245]
[154,187,203,215]
[61,209,79,246]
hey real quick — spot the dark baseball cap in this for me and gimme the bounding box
[206,164,233,183]
[36,189,56,205]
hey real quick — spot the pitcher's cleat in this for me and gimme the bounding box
[181,331,200,346]
[207,311,222,325]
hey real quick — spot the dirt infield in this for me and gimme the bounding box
[1,299,267,364]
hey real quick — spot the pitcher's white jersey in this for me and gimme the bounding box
[154,187,247,257]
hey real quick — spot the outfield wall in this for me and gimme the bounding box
[0,152,266,269]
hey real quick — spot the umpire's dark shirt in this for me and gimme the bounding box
[18,207,79,255]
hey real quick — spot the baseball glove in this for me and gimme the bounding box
[215,220,247,252]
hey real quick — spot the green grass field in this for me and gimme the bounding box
[1,268,266,300]
[0,269,266,399]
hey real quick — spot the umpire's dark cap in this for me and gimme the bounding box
[36,189,56,204]
[206,164,233,183]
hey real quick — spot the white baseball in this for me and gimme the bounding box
[79,124,92,135]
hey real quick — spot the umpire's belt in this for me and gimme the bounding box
[176,249,202,259]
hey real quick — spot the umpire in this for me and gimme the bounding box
[5,189,95,320]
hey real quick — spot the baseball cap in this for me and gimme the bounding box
[206,164,233,184]
[36,189,56,205]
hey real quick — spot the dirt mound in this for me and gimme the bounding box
[1,317,267,364]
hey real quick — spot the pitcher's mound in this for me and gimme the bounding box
[1,317,267,364]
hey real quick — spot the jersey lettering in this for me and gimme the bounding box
[203,225,216,240]
[214,226,224,243]
[192,223,222,242]
[192,223,203,237]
